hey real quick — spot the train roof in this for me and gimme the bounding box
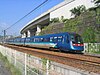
[29,32,77,38]
[6,32,80,40]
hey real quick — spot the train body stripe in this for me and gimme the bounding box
[25,42,57,48]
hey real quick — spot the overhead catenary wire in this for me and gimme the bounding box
[0,0,48,42]
[5,0,48,30]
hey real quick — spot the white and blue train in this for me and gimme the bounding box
[6,32,84,53]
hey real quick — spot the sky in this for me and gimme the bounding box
[0,0,64,36]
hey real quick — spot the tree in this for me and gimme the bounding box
[50,18,60,23]
[94,0,100,6]
[70,5,86,17]
[59,16,68,23]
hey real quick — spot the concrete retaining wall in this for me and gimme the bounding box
[0,45,99,75]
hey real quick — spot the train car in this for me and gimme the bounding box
[6,32,84,53]
[13,38,25,45]
[6,38,25,45]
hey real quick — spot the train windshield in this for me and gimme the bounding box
[70,34,83,44]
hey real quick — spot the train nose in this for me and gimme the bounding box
[72,44,84,51]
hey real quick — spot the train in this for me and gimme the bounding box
[6,32,84,53]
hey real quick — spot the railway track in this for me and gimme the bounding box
[2,44,100,74]
[84,53,100,58]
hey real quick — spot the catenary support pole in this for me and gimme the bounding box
[25,53,27,75]
[14,50,16,66]
[46,60,49,75]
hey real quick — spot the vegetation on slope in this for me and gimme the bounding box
[39,5,100,43]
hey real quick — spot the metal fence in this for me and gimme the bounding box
[84,43,100,53]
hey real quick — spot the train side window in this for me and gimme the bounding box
[19,39,21,42]
[34,38,42,42]
[58,36,62,42]
[54,37,58,42]
[20,39,21,42]
[25,39,27,42]
[39,38,42,42]
[40,38,43,42]
[43,38,50,42]
[34,38,36,42]
[31,38,34,42]
[17,39,19,42]
[38,38,40,42]
[30,38,32,42]
[21,39,24,43]
[70,35,75,42]
[29,38,31,42]
[35,38,37,42]
[50,37,53,42]
[22,39,24,42]
[35,38,39,42]
[26,39,28,42]
[26,38,30,42]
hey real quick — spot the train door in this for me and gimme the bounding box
[57,35,70,51]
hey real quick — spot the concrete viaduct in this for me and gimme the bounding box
[20,0,93,38]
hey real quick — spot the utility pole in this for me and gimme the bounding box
[3,30,6,43]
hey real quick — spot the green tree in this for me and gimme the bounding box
[59,16,68,23]
[94,0,100,6]
[50,18,60,23]
[70,5,86,17]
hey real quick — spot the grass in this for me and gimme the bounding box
[87,50,100,54]
[93,51,100,54]
[0,52,22,75]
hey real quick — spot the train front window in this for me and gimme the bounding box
[70,34,83,44]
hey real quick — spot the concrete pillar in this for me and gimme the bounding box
[22,33,26,38]
[31,32,35,36]
[36,25,41,35]
[21,33,24,38]
[27,30,31,37]
[29,29,36,37]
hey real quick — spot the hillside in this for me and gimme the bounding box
[39,8,100,43]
